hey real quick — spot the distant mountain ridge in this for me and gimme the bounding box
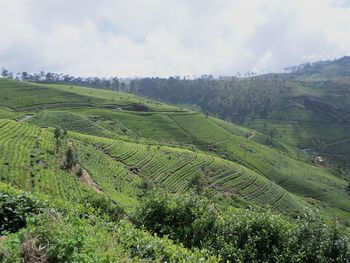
[285,56,350,80]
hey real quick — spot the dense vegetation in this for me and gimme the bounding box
[134,190,350,262]
[130,76,290,123]
[1,184,350,262]
[0,184,216,262]
[285,56,350,80]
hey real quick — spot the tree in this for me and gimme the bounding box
[1,68,9,78]
[1,68,13,79]
[54,127,62,153]
[189,174,205,194]
[65,145,78,169]
[346,178,350,195]
[21,72,29,81]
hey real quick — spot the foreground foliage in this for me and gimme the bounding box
[134,190,350,263]
[0,183,217,262]
[1,183,350,262]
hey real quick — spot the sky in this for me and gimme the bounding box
[1,0,350,77]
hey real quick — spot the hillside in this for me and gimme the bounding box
[285,56,350,80]
[1,78,350,262]
[1,78,350,217]
[130,58,350,173]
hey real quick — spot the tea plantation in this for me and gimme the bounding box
[1,78,350,262]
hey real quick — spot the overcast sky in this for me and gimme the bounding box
[1,0,350,77]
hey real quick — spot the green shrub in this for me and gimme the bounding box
[0,193,36,234]
[113,219,217,262]
[0,186,218,263]
[83,193,125,222]
[189,174,205,194]
[65,145,78,169]
[210,210,291,262]
[134,190,218,248]
[134,190,350,263]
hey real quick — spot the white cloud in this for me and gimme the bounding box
[0,0,350,77]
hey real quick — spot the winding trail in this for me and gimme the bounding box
[16,114,34,122]
[247,131,256,140]
[303,138,350,153]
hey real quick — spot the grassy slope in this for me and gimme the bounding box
[1,78,350,222]
[70,108,194,144]
[0,79,104,110]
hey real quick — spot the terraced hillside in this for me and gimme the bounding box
[129,62,350,172]
[72,131,302,211]
[28,111,118,138]
[0,119,92,199]
[1,78,350,223]
[0,119,301,211]
[243,78,350,171]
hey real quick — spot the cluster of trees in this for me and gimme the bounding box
[1,68,123,91]
[130,76,291,123]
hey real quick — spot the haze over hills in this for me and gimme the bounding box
[1,57,350,261]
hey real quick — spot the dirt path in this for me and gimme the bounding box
[16,114,34,122]
[78,169,102,193]
[303,138,350,152]
[322,138,350,148]
[247,132,256,140]
[210,135,233,146]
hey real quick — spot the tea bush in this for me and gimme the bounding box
[134,190,218,248]
[0,184,218,262]
[0,193,36,234]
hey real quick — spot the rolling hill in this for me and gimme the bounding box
[130,57,350,173]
